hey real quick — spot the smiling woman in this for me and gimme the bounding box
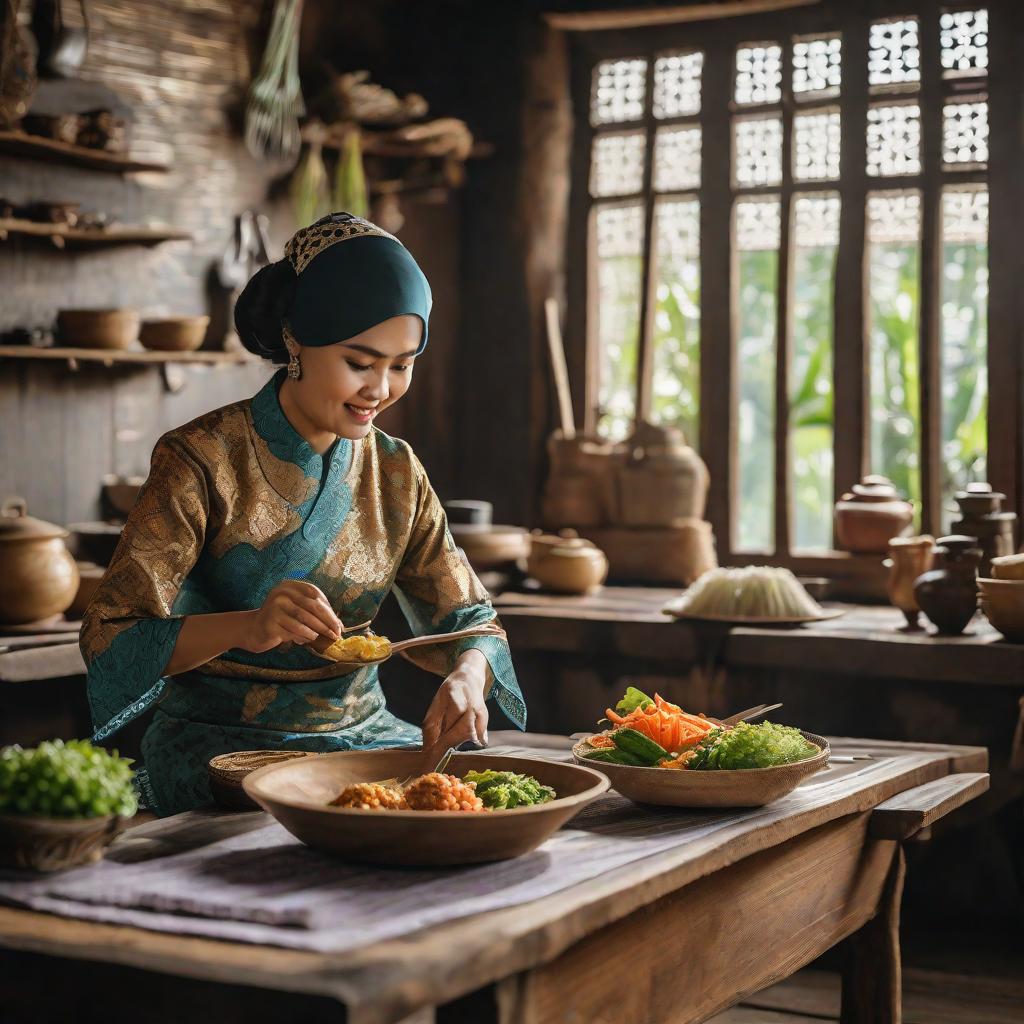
[80,213,525,817]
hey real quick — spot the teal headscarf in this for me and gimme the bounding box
[284,212,432,353]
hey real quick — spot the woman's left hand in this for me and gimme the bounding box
[421,649,489,754]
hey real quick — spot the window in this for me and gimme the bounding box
[573,3,999,564]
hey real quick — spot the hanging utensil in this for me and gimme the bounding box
[544,297,576,440]
[32,0,89,79]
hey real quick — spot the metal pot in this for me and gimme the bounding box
[0,498,80,625]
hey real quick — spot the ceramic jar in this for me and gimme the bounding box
[884,534,935,629]
[617,421,709,528]
[949,482,1016,578]
[527,534,608,594]
[0,498,80,625]
[913,534,982,636]
[834,475,914,553]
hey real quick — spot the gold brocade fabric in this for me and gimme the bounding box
[81,370,524,815]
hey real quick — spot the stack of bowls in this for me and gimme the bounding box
[978,554,1024,641]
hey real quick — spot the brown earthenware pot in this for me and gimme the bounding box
[884,534,935,629]
[913,535,981,636]
[835,475,914,553]
[0,498,80,625]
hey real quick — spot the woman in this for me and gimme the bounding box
[82,212,525,816]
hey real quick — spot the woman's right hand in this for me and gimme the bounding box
[240,580,342,654]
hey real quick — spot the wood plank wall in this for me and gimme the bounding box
[0,0,468,526]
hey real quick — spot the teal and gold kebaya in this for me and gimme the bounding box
[81,214,525,817]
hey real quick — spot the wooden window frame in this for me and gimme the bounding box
[566,0,1022,579]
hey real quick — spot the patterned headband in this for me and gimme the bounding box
[284,212,399,276]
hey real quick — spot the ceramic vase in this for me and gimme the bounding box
[913,535,982,636]
[884,534,935,629]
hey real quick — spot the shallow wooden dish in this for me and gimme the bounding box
[0,811,126,872]
[572,731,830,808]
[243,750,609,866]
[663,607,846,627]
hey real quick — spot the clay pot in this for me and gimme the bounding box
[950,482,1016,578]
[0,498,80,625]
[990,554,1024,581]
[913,535,981,636]
[834,475,914,553]
[57,308,139,350]
[139,315,210,352]
[884,534,935,629]
[617,422,709,527]
[528,535,608,594]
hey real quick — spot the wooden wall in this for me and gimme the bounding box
[0,0,470,526]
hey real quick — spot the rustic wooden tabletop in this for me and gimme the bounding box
[0,732,988,1024]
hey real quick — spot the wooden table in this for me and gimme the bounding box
[0,733,988,1024]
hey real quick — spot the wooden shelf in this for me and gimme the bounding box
[0,345,250,367]
[0,130,169,174]
[0,217,191,248]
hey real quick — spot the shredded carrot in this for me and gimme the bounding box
[604,693,715,750]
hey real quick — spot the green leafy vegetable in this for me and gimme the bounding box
[687,722,818,771]
[0,739,138,819]
[615,686,654,716]
[462,770,556,809]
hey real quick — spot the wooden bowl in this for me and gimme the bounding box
[243,750,609,866]
[57,309,139,351]
[0,812,125,872]
[139,316,210,352]
[572,731,830,808]
[989,555,1024,581]
[207,749,319,811]
[978,578,1024,641]
[450,525,530,571]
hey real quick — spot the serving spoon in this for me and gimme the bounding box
[309,621,508,668]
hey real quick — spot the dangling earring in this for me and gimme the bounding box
[287,350,302,380]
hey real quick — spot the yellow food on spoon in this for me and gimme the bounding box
[318,632,392,662]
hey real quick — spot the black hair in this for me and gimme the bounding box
[233,259,298,363]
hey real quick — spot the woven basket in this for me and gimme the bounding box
[0,812,125,872]
[208,750,319,811]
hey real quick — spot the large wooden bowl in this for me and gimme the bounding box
[57,309,139,350]
[243,750,609,866]
[572,731,830,808]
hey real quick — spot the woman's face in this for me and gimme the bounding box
[283,314,421,443]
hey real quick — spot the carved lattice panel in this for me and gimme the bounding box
[868,18,920,88]
[793,110,841,181]
[735,197,781,252]
[654,51,703,118]
[941,9,988,78]
[590,132,646,197]
[793,35,842,98]
[943,100,988,166]
[867,103,921,176]
[735,44,782,105]
[734,116,783,187]
[867,191,921,245]
[794,193,841,249]
[655,197,701,259]
[591,59,647,126]
[595,202,645,259]
[653,126,702,192]
[942,187,988,245]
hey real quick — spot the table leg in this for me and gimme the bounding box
[839,843,906,1024]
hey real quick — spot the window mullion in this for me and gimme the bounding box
[774,41,794,556]
[918,0,944,535]
[832,11,870,524]
[635,61,659,424]
[699,39,736,553]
